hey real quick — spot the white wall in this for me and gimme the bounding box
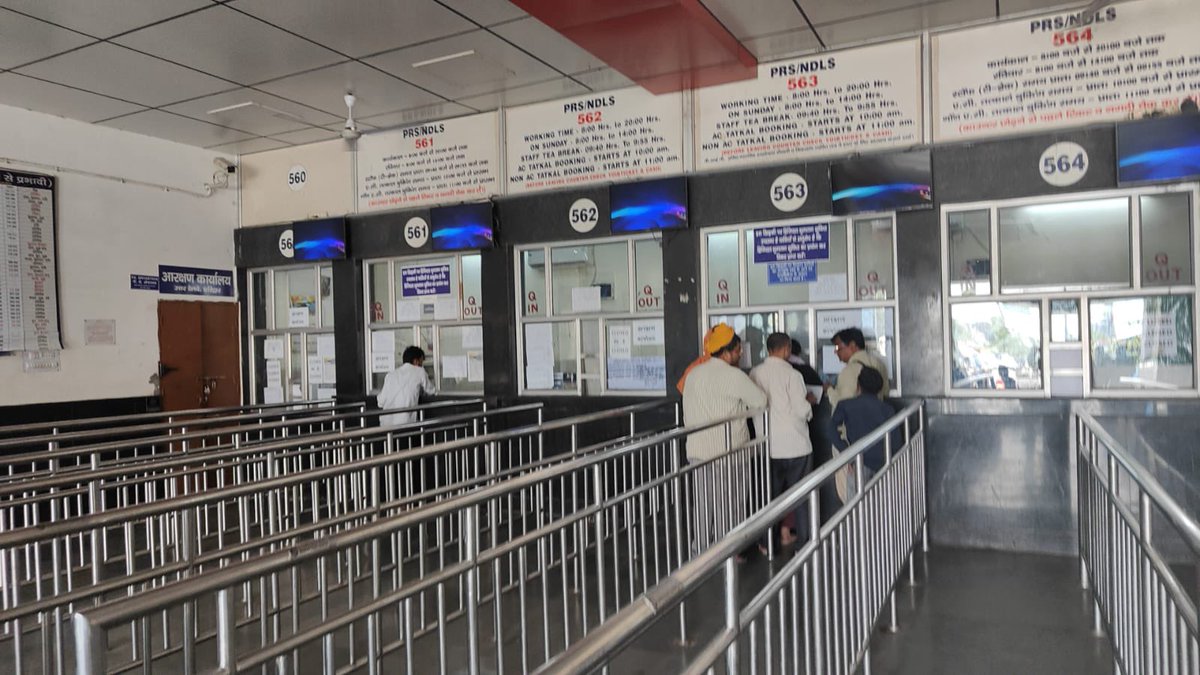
[0,104,238,406]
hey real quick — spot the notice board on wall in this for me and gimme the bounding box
[0,168,60,353]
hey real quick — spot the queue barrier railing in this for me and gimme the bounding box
[537,400,926,675]
[70,407,766,675]
[3,401,674,673]
[1074,405,1200,675]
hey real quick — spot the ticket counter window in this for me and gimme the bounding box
[701,215,898,392]
[943,185,1198,397]
[246,264,335,404]
[516,236,665,395]
[364,253,483,395]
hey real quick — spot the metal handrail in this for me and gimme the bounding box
[0,398,483,455]
[0,399,345,439]
[537,400,926,675]
[1076,408,1200,557]
[1074,405,1200,675]
[72,406,762,675]
[0,399,484,484]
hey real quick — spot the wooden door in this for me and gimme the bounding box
[158,300,242,411]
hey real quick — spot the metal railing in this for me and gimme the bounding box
[70,408,768,675]
[3,401,674,674]
[0,400,349,441]
[538,401,927,675]
[1075,406,1200,675]
[0,399,484,484]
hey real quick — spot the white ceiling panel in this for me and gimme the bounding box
[114,5,343,85]
[228,0,474,58]
[569,67,635,92]
[16,43,234,107]
[99,110,256,147]
[436,0,526,27]
[801,0,946,27]
[0,9,94,69]
[814,0,991,47]
[490,17,609,75]
[268,126,343,145]
[366,30,561,100]
[0,73,145,122]
[457,77,590,111]
[699,0,809,39]
[163,88,341,136]
[998,0,1080,18]
[206,137,290,154]
[358,102,475,130]
[0,0,210,39]
[742,28,823,62]
[255,61,446,119]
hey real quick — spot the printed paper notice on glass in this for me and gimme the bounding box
[263,338,285,360]
[526,364,554,390]
[307,356,323,382]
[396,299,422,323]
[371,330,395,355]
[632,319,664,346]
[317,387,336,400]
[291,384,304,400]
[822,346,845,376]
[524,323,555,367]
[608,325,633,360]
[322,359,337,384]
[289,307,310,328]
[462,326,484,350]
[809,273,847,303]
[571,286,602,313]
[372,351,395,373]
[442,355,468,379]
[263,386,284,404]
[467,351,484,382]
[316,334,336,359]
[433,296,460,321]
[265,359,282,388]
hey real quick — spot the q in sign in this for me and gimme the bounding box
[715,279,732,304]
[637,284,660,309]
[526,290,540,314]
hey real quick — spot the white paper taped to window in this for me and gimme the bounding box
[263,338,285,360]
[632,319,664,346]
[571,286,601,313]
[608,325,632,360]
[442,355,468,379]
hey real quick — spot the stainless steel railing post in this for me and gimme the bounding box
[723,556,739,674]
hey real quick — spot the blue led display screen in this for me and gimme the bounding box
[293,218,347,260]
[1117,114,1200,185]
[831,150,933,216]
[430,202,494,251]
[610,177,688,233]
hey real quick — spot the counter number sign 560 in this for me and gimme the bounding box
[287,164,307,192]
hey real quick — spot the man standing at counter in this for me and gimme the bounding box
[826,327,890,409]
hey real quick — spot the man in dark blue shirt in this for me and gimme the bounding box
[830,367,896,497]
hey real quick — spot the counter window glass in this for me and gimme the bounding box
[363,252,483,395]
[517,236,664,395]
[247,263,334,404]
[745,221,848,306]
[999,198,1131,293]
[1089,295,1194,391]
[948,210,991,297]
[854,217,895,300]
[815,307,896,390]
[950,301,1042,392]
[1139,192,1193,287]
[701,215,899,394]
[943,186,1198,398]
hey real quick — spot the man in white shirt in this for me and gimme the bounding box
[377,346,437,426]
[750,332,816,548]
[682,323,768,462]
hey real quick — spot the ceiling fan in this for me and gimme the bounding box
[341,93,362,150]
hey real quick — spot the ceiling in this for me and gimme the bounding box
[0,0,1080,155]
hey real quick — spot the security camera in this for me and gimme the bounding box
[213,157,236,173]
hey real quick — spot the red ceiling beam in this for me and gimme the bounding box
[511,0,758,94]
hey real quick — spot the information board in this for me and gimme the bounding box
[357,112,500,212]
[506,87,684,195]
[0,169,60,353]
[694,39,923,171]
[933,0,1200,141]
